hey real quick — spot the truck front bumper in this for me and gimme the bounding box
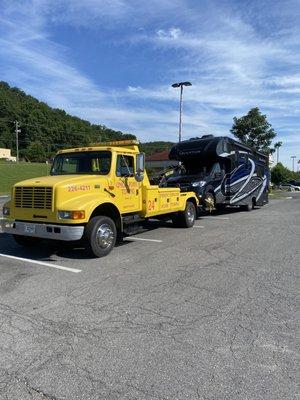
[0,220,84,241]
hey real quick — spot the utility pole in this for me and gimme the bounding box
[291,155,296,172]
[171,81,192,142]
[14,121,21,162]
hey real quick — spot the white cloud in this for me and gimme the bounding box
[156,27,182,39]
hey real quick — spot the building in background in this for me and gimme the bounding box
[0,148,17,162]
[146,150,178,170]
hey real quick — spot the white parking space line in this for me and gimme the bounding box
[0,253,82,273]
[201,216,229,220]
[125,237,163,243]
[194,225,205,228]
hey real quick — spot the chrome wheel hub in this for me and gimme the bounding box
[187,205,195,223]
[96,223,114,248]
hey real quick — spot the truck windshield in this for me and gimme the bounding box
[51,151,111,175]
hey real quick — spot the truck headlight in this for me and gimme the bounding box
[3,207,10,216]
[58,210,85,220]
[192,181,206,187]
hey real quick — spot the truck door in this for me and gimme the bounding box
[114,154,141,213]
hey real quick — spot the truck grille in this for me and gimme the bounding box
[14,187,53,209]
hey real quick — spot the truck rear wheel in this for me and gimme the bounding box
[13,235,42,247]
[85,216,117,258]
[173,201,196,228]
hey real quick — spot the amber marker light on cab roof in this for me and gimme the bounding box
[89,140,139,147]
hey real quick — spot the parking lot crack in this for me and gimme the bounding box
[24,379,59,400]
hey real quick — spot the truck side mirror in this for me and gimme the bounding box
[135,153,145,182]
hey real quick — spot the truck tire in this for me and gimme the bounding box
[174,201,196,228]
[85,216,117,257]
[13,235,42,247]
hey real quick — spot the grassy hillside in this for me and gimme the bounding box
[0,81,135,162]
[0,161,51,195]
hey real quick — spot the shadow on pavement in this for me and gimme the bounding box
[0,205,255,262]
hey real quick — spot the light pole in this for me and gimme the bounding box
[172,81,192,142]
[291,155,296,172]
[274,141,283,164]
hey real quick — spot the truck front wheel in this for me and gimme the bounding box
[85,216,117,258]
[173,201,196,228]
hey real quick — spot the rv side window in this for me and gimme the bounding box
[234,151,239,167]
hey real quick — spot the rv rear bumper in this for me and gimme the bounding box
[0,219,84,241]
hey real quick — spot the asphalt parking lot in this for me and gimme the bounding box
[0,194,299,400]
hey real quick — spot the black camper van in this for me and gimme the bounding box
[163,135,269,211]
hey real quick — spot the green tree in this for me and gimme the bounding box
[231,107,276,152]
[23,141,47,162]
[271,162,290,185]
[140,141,174,156]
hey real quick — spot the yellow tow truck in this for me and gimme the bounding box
[1,140,199,257]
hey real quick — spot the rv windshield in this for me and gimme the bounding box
[51,151,111,175]
[175,161,221,176]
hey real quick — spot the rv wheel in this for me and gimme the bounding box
[204,192,215,212]
[240,204,252,211]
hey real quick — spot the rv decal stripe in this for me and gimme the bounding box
[231,181,263,203]
[256,176,267,201]
[231,159,255,201]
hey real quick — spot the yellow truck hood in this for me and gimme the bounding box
[14,175,103,187]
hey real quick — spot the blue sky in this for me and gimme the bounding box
[0,0,299,168]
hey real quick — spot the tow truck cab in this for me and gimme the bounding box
[1,140,199,257]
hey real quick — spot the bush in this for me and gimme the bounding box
[271,163,295,185]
